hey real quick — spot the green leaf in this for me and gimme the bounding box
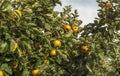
[64,31,73,38]
[22,68,29,76]
[45,37,51,48]
[2,1,11,12]
[23,41,32,50]
[98,52,104,59]
[32,27,42,33]
[108,29,113,35]
[27,23,36,26]
[45,23,51,31]
[1,63,12,75]
[86,64,92,73]
[10,39,17,53]
[45,32,52,35]
[46,14,53,17]
[0,41,7,53]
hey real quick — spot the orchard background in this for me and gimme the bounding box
[0,0,120,76]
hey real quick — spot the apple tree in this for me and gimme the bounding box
[80,0,120,75]
[0,0,120,76]
[0,0,82,76]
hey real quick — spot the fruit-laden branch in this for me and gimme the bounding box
[0,0,5,8]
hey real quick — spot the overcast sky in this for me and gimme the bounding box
[54,0,99,26]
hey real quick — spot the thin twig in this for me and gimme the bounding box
[0,0,5,8]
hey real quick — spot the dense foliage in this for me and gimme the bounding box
[0,0,119,76]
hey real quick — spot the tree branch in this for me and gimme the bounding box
[0,0,5,8]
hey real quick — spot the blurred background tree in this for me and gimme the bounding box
[80,0,120,75]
